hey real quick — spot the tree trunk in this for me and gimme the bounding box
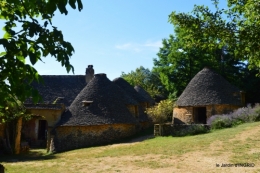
[14,117,22,154]
[5,126,12,154]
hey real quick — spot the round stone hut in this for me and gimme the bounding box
[50,74,138,152]
[173,67,245,124]
[112,78,152,129]
[134,85,155,107]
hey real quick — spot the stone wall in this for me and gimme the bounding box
[173,107,193,124]
[139,121,153,130]
[173,104,241,124]
[206,105,240,118]
[50,124,136,152]
[22,108,64,147]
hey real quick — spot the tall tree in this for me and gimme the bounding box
[153,26,245,100]
[0,0,83,109]
[121,66,166,98]
[166,0,260,103]
[169,0,260,73]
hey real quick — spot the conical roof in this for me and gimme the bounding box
[112,77,147,103]
[134,85,155,105]
[59,74,138,126]
[176,67,241,106]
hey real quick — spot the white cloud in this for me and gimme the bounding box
[143,40,162,49]
[115,40,162,53]
[115,43,141,52]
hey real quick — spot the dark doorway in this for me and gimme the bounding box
[194,107,207,124]
[38,120,47,140]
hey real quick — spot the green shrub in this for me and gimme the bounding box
[210,116,232,129]
[146,99,174,123]
[189,125,209,135]
[171,124,209,136]
[253,104,260,121]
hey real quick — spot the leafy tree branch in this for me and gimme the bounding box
[0,0,83,110]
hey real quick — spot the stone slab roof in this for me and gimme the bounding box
[176,67,241,106]
[138,106,152,122]
[134,85,155,105]
[112,78,147,103]
[25,75,86,107]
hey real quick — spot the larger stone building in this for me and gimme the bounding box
[17,66,153,152]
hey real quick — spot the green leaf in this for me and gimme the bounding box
[17,55,25,63]
[69,0,77,9]
[3,32,11,39]
[29,52,37,65]
[76,0,83,11]
[44,21,48,27]
[0,52,6,56]
[57,2,68,15]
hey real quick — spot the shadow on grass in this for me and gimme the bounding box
[117,126,155,144]
[0,149,57,163]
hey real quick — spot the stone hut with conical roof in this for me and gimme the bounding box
[134,85,155,107]
[113,78,152,129]
[173,67,245,124]
[49,74,138,152]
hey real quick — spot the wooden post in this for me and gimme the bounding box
[14,117,22,154]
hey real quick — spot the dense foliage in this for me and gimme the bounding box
[0,0,83,109]
[169,0,260,72]
[153,27,245,99]
[121,66,167,98]
[146,99,173,123]
[153,0,260,102]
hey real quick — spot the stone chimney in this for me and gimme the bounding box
[85,65,94,83]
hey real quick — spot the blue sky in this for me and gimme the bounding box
[2,0,226,80]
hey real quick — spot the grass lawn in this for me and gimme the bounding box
[1,122,260,173]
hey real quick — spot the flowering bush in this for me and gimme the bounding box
[207,115,232,129]
[146,99,174,123]
[207,104,260,129]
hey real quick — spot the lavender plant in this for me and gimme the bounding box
[207,115,232,129]
[208,104,260,129]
